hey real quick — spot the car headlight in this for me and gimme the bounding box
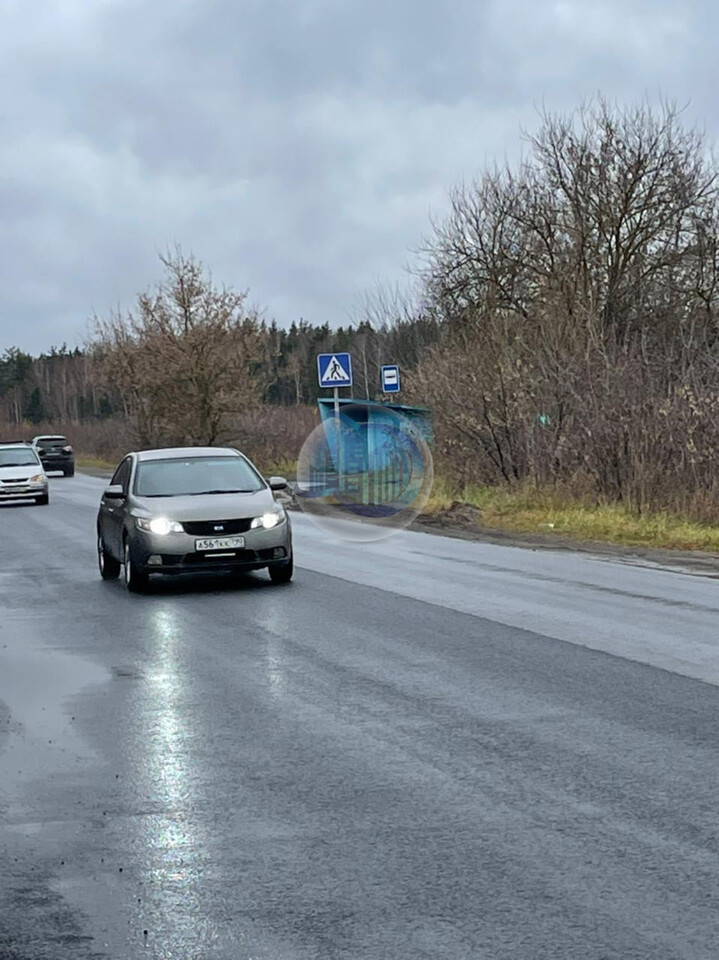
[136,517,183,535]
[250,509,285,530]
[62,445,73,454]
[29,474,46,484]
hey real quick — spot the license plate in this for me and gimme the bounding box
[195,536,245,551]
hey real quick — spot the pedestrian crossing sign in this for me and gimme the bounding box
[317,353,353,389]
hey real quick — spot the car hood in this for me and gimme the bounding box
[0,465,43,481]
[131,488,278,521]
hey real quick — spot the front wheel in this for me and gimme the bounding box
[98,533,121,580]
[268,555,293,584]
[64,466,75,478]
[123,538,149,593]
[35,494,49,506]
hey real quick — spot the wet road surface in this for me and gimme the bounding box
[1,474,719,958]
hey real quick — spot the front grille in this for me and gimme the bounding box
[1,477,28,484]
[181,518,254,536]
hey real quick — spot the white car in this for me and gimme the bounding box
[0,442,49,505]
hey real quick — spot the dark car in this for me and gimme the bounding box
[32,435,75,476]
[97,446,293,592]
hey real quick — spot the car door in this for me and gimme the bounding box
[101,457,132,559]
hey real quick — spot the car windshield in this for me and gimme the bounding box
[134,456,265,497]
[37,437,67,445]
[0,448,40,467]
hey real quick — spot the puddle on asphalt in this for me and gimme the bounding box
[0,643,107,741]
[0,636,109,802]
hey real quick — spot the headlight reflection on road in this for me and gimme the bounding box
[147,672,192,814]
[150,607,179,646]
[124,605,215,951]
[120,606,233,952]
[134,607,204,898]
[257,608,291,697]
[266,637,287,695]
[143,607,195,816]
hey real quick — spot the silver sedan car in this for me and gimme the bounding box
[0,442,49,505]
[97,447,293,592]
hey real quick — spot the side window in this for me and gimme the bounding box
[110,460,124,485]
[111,458,132,494]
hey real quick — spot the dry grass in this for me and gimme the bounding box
[424,477,719,552]
[257,457,297,479]
[75,455,117,472]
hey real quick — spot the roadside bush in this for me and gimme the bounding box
[0,405,318,477]
[409,98,719,524]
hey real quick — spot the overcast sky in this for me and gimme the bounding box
[0,0,711,353]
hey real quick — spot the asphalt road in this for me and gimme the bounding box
[1,474,719,959]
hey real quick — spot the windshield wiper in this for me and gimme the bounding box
[189,488,257,495]
[140,489,258,497]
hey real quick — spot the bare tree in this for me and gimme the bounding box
[94,250,264,446]
[411,98,719,519]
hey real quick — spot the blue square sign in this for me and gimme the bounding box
[381,364,401,393]
[317,352,353,389]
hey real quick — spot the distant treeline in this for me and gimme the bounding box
[0,316,441,427]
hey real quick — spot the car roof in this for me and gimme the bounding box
[0,441,33,447]
[34,435,67,441]
[134,446,241,462]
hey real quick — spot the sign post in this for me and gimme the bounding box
[333,386,341,485]
[317,353,353,491]
[381,364,401,394]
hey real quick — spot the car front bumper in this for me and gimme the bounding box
[0,481,48,500]
[131,521,292,574]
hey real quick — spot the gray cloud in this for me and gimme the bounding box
[0,0,713,352]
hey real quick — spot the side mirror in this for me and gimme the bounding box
[104,484,125,500]
[268,476,288,491]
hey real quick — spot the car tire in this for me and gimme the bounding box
[123,537,149,593]
[98,533,121,580]
[268,554,293,584]
[35,494,49,506]
[64,466,75,477]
